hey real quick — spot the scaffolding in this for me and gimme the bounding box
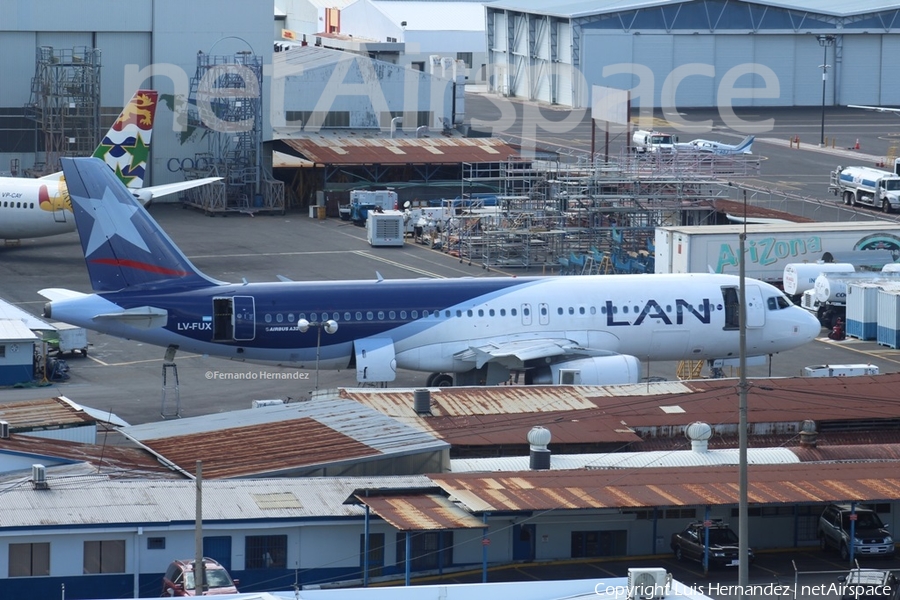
[25,46,101,176]
[444,150,758,271]
[182,51,284,214]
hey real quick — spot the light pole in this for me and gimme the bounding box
[817,35,835,147]
[297,318,338,390]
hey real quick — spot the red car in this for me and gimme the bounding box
[161,558,238,596]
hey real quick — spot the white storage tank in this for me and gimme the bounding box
[783,262,854,296]
[877,288,900,348]
[846,282,881,340]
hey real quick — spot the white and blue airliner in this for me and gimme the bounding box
[41,157,821,387]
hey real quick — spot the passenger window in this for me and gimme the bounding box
[467,310,473,317]
[400,311,407,319]
[412,310,418,319]
[310,313,318,322]
[456,310,462,317]
[568,307,574,315]
[511,308,517,316]
[579,307,585,315]
[276,314,283,323]
[389,311,396,319]
[356,312,362,321]
[265,314,272,323]
[343,312,350,321]
[377,311,385,320]
[423,309,430,317]
[489,309,495,317]
[288,314,295,322]
[557,307,563,315]
[444,310,450,318]
[500,309,506,316]
[478,309,484,317]
[366,311,374,320]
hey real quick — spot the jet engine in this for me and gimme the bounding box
[527,355,641,386]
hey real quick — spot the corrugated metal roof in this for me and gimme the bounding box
[0,433,184,479]
[356,493,484,530]
[433,461,900,513]
[120,399,447,478]
[450,447,800,472]
[485,0,899,19]
[0,475,434,529]
[0,319,38,341]
[0,298,52,330]
[281,136,520,166]
[0,396,96,432]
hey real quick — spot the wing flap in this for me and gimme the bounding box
[458,338,599,369]
[38,288,89,302]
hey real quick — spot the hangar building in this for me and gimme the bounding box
[485,0,900,110]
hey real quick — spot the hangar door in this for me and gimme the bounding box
[842,35,883,107]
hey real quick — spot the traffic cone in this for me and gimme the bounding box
[855,139,860,150]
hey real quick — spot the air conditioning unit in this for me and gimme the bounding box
[0,420,9,439]
[32,464,49,490]
[627,568,670,600]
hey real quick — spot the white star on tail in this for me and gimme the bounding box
[73,186,150,257]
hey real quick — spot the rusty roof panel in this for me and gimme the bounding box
[133,418,381,479]
[0,433,184,479]
[432,462,900,512]
[282,136,520,165]
[0,396,96,431]
[356,494,484,531]
[121,400,447,479]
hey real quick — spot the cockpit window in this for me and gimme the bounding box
[767,296,792,310]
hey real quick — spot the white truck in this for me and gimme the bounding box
[632,130,678,153]
[829,161,900,213]
[339,190,399,224]
[654,222,900,285]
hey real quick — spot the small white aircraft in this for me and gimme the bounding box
[848,105,900,114]
[0,89,219,242]
[675,135,755,155]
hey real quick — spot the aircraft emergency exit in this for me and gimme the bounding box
[0,89,219,241]
[41,157,821,386]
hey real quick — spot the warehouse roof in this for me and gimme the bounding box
[484,0,899,21]
[120,399,448,479]
[280,135,520,166]
[432,461,900,513]
[0,475,433,529]
[365,0,489,31]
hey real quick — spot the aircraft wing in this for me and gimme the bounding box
[457,338,609,369]
[848,105,900,114]
[132,177,222,206]
[38,288,89,302]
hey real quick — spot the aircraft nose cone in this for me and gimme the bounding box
[797,309,823,343]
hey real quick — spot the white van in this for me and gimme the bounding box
[632,130,678,153]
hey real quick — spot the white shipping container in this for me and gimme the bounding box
[846,283,882,340]
[803,364,879,377]
[877,289,900,348]
[655,222,900,283]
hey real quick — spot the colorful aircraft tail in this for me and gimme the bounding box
[60,156,221,292]
[39,89,158,189]
[734,135,755,154]
[92,90,157,189]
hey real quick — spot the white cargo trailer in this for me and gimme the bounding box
[655,222,900,284]
[367,210,405,247]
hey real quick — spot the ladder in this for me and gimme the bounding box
[160,345,181,418]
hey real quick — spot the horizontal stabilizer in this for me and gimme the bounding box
[38,288,89,302]
[93,306,168,329]
[133,177,222,206]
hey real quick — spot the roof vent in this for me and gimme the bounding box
[32,464,49,490]
[528,426,552,470]
[0,420,8,439]
[413,388,432,415]
[799,419,817,448]
[684,421,712,453]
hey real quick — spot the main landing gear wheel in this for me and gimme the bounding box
[426,373,454,387]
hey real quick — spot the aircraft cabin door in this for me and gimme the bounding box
[744,284,765,328]
[232,296,256,340]
[355,338,397,382]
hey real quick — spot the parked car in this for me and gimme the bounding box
[837,568,900,600]
[161,558,238,596]
[670,520,754,567]
[819,504,895,560]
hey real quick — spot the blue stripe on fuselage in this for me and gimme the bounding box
[102,276,538,349]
